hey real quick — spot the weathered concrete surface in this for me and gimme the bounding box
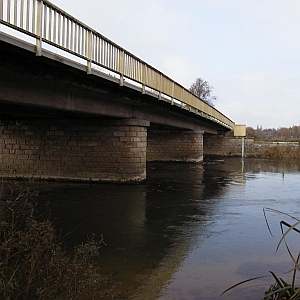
[0,33,227,134]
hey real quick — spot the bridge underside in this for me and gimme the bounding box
[0,34,230,183]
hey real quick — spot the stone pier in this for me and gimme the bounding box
[0,117,206,183]
[147,129,203,163]
[0,118,149,183]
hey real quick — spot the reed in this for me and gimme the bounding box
[0,182,115,300]
[262,146,300,160]
[222,208,300,299]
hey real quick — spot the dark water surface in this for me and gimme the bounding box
[32,158,300,299]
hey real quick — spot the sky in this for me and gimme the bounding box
[5,0,300,129]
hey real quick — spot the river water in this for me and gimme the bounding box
[33,158,300,299]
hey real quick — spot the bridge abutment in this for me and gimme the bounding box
[0,118,149,183]
[147,129,203,163]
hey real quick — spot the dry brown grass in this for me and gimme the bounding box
[0,182,116,300]
[262,146,300,160]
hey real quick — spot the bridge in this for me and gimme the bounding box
[0,0,236,183]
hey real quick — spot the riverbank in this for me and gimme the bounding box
[204,136,300,158]
[0,183,116,300]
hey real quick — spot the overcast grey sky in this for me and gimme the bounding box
[9,0,300,129]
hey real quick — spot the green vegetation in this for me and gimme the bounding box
[0,182,116,300]
[222,209,300,299]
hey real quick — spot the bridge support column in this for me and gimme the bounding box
[147,129,203,162]
[0,118,149,183]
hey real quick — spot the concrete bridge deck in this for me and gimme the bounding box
[0,32,229,134]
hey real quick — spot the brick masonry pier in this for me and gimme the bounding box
[0,118,204,183]
[147,129,203,162]
[0,118,149,183]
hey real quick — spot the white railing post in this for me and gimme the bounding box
[141,63,146,94]
[7,0,11,24]
[20,0,24,29]
[86,30,92,74]
[0,0,3,23]
[171,81,174,105]
[119,50,124,86]
[158,74,162,100]
[36,0,43,56]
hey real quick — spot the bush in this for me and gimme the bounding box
[0,183,115,300]
[263,146,300,159]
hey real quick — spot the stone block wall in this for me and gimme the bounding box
[147,129,203,162]
[0,118,149,183]
[203,136,251,156]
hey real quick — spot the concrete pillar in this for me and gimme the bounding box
[0,118,149,183]
[147,129,203,163]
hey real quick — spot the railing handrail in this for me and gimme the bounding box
[0,0,234,129]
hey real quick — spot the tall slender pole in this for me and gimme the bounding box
[241,137,245,158]
[36,0,43,56]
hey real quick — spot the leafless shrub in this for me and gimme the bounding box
[0,183,116,300]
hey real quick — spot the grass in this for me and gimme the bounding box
[262,146,300,160]
[0,182,117,300]
[222,208,300,300]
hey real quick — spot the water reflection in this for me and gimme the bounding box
[21,158,300,299]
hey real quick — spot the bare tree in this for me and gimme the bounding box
[189,78,216,107]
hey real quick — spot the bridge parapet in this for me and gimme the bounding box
[0,0,234,130]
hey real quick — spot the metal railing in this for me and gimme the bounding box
[0,0,234,129]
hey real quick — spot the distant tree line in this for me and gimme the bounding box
[247,125,300,140]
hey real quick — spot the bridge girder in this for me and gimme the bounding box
[0,34,229,135]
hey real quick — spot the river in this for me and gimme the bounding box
[32,157,300,299]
